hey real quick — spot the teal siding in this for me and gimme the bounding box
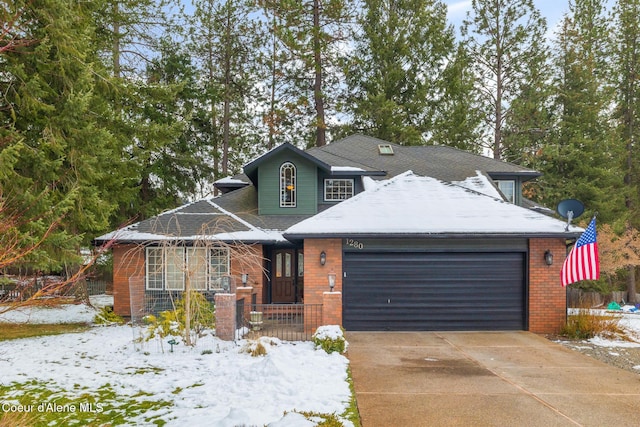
[258,151,318,215]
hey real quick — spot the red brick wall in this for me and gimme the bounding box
[112,244,145,317]
[111,243,264,317]
[214,293,236,341]
[322,292,342,326]
[529,238,567,334]
[230,244,264,303]
[302,239,342,305]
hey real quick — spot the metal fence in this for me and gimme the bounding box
[0,278,108,302]
[239,303,322,341]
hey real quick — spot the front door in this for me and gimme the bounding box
[272,249,302,303]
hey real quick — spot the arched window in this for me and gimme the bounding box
[280,162,296,207]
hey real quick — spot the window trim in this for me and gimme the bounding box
[280,162,297,208]
[324,178,355,202]
[144,246,231,291]
[146,247,164,290]
[208,247,231,291]
[495,180,516,203]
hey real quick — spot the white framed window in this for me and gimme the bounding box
[166,248,185,290]
[324,179,354,201]
[146,248,164,290]
[280,162,297,207]
[209,248,230,290]
[145,247,230,291]
[495,180,516,203]
[187,247,208,290]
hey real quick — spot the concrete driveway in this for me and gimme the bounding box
[346,331,640,427]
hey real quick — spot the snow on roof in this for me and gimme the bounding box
[95,198,287,243]
[214,176,248,184]
[331,166,365,172]
[452,171,503,199]
[285,171,582,237]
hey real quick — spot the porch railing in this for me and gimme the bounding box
[239,303,322,341]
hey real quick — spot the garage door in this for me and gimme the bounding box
[343,251,526,331]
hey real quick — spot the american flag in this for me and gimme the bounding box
[561,217,599,287]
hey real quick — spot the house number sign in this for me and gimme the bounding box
[345,238,364,249]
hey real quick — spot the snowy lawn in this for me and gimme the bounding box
[0,297,355,426]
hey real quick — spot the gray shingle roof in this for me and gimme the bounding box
[98,134,544,243]
[307,134,540,182]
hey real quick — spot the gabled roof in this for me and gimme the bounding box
[97,134,552,245]
[284,171,581,239]
[243,142,331,186]
[95,196,287,244]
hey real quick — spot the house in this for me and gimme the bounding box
[95,134,581,334]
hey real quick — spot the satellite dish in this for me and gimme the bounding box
[557,199,584,231]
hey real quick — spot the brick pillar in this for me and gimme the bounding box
[322,291,342,326]
[128,276,145,321]
[236,286,253,323]
[529,238,567,334]
[215,293,236,341]
[113,244,144,317]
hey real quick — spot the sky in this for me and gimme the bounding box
[444,0,584,41]
[445,0,570,26]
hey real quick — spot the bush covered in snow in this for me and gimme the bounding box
[313,325,348,354]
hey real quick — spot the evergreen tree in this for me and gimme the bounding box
[609,0,640,302]
[428,42,483,152]
[535,0,621,224]
[189,0,262,180]
[344,0,455,146]
[462,0,548,160]
[261,0,354,147]
[0,0,122,269]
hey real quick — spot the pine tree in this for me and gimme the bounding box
[188,0,262,180]
[609,0,640,303]
[344,0,455,146]
[536,0,621,223]
[462,0,548,160]
[260,0,354,147]
[428,42,483,152]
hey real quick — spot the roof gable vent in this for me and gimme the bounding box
[378,144,394,155]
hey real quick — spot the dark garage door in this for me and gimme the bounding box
[343,251,526,331]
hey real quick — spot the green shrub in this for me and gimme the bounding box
[93,306,125,325]
[313,325,347,354]
[561,309,622,340]
[141,291,216,347]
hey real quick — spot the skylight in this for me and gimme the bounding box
[378,144,394,155]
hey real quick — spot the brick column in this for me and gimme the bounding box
[113,244,145,317]
[529,238,567,334]
[215,293,236,341]
[322,291,342,326]
[236,286,253,323]
[128,276,145,321]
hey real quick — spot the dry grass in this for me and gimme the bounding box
[561,308,623,340]
[0,410,36,427]
[0,323,89,341]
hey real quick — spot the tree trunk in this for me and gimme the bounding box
[184,277,192,346]
[628,265,638,304]
[313,0,326,147]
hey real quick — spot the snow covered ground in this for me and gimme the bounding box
[0,297,353,426]
[1,297,640,426]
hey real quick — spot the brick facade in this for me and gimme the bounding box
[301,239,342,304]
[528,238,567,334]
[214,293,236,341]
[112,237,568,335]
[112,244,145,317]
[111,243,265,318]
